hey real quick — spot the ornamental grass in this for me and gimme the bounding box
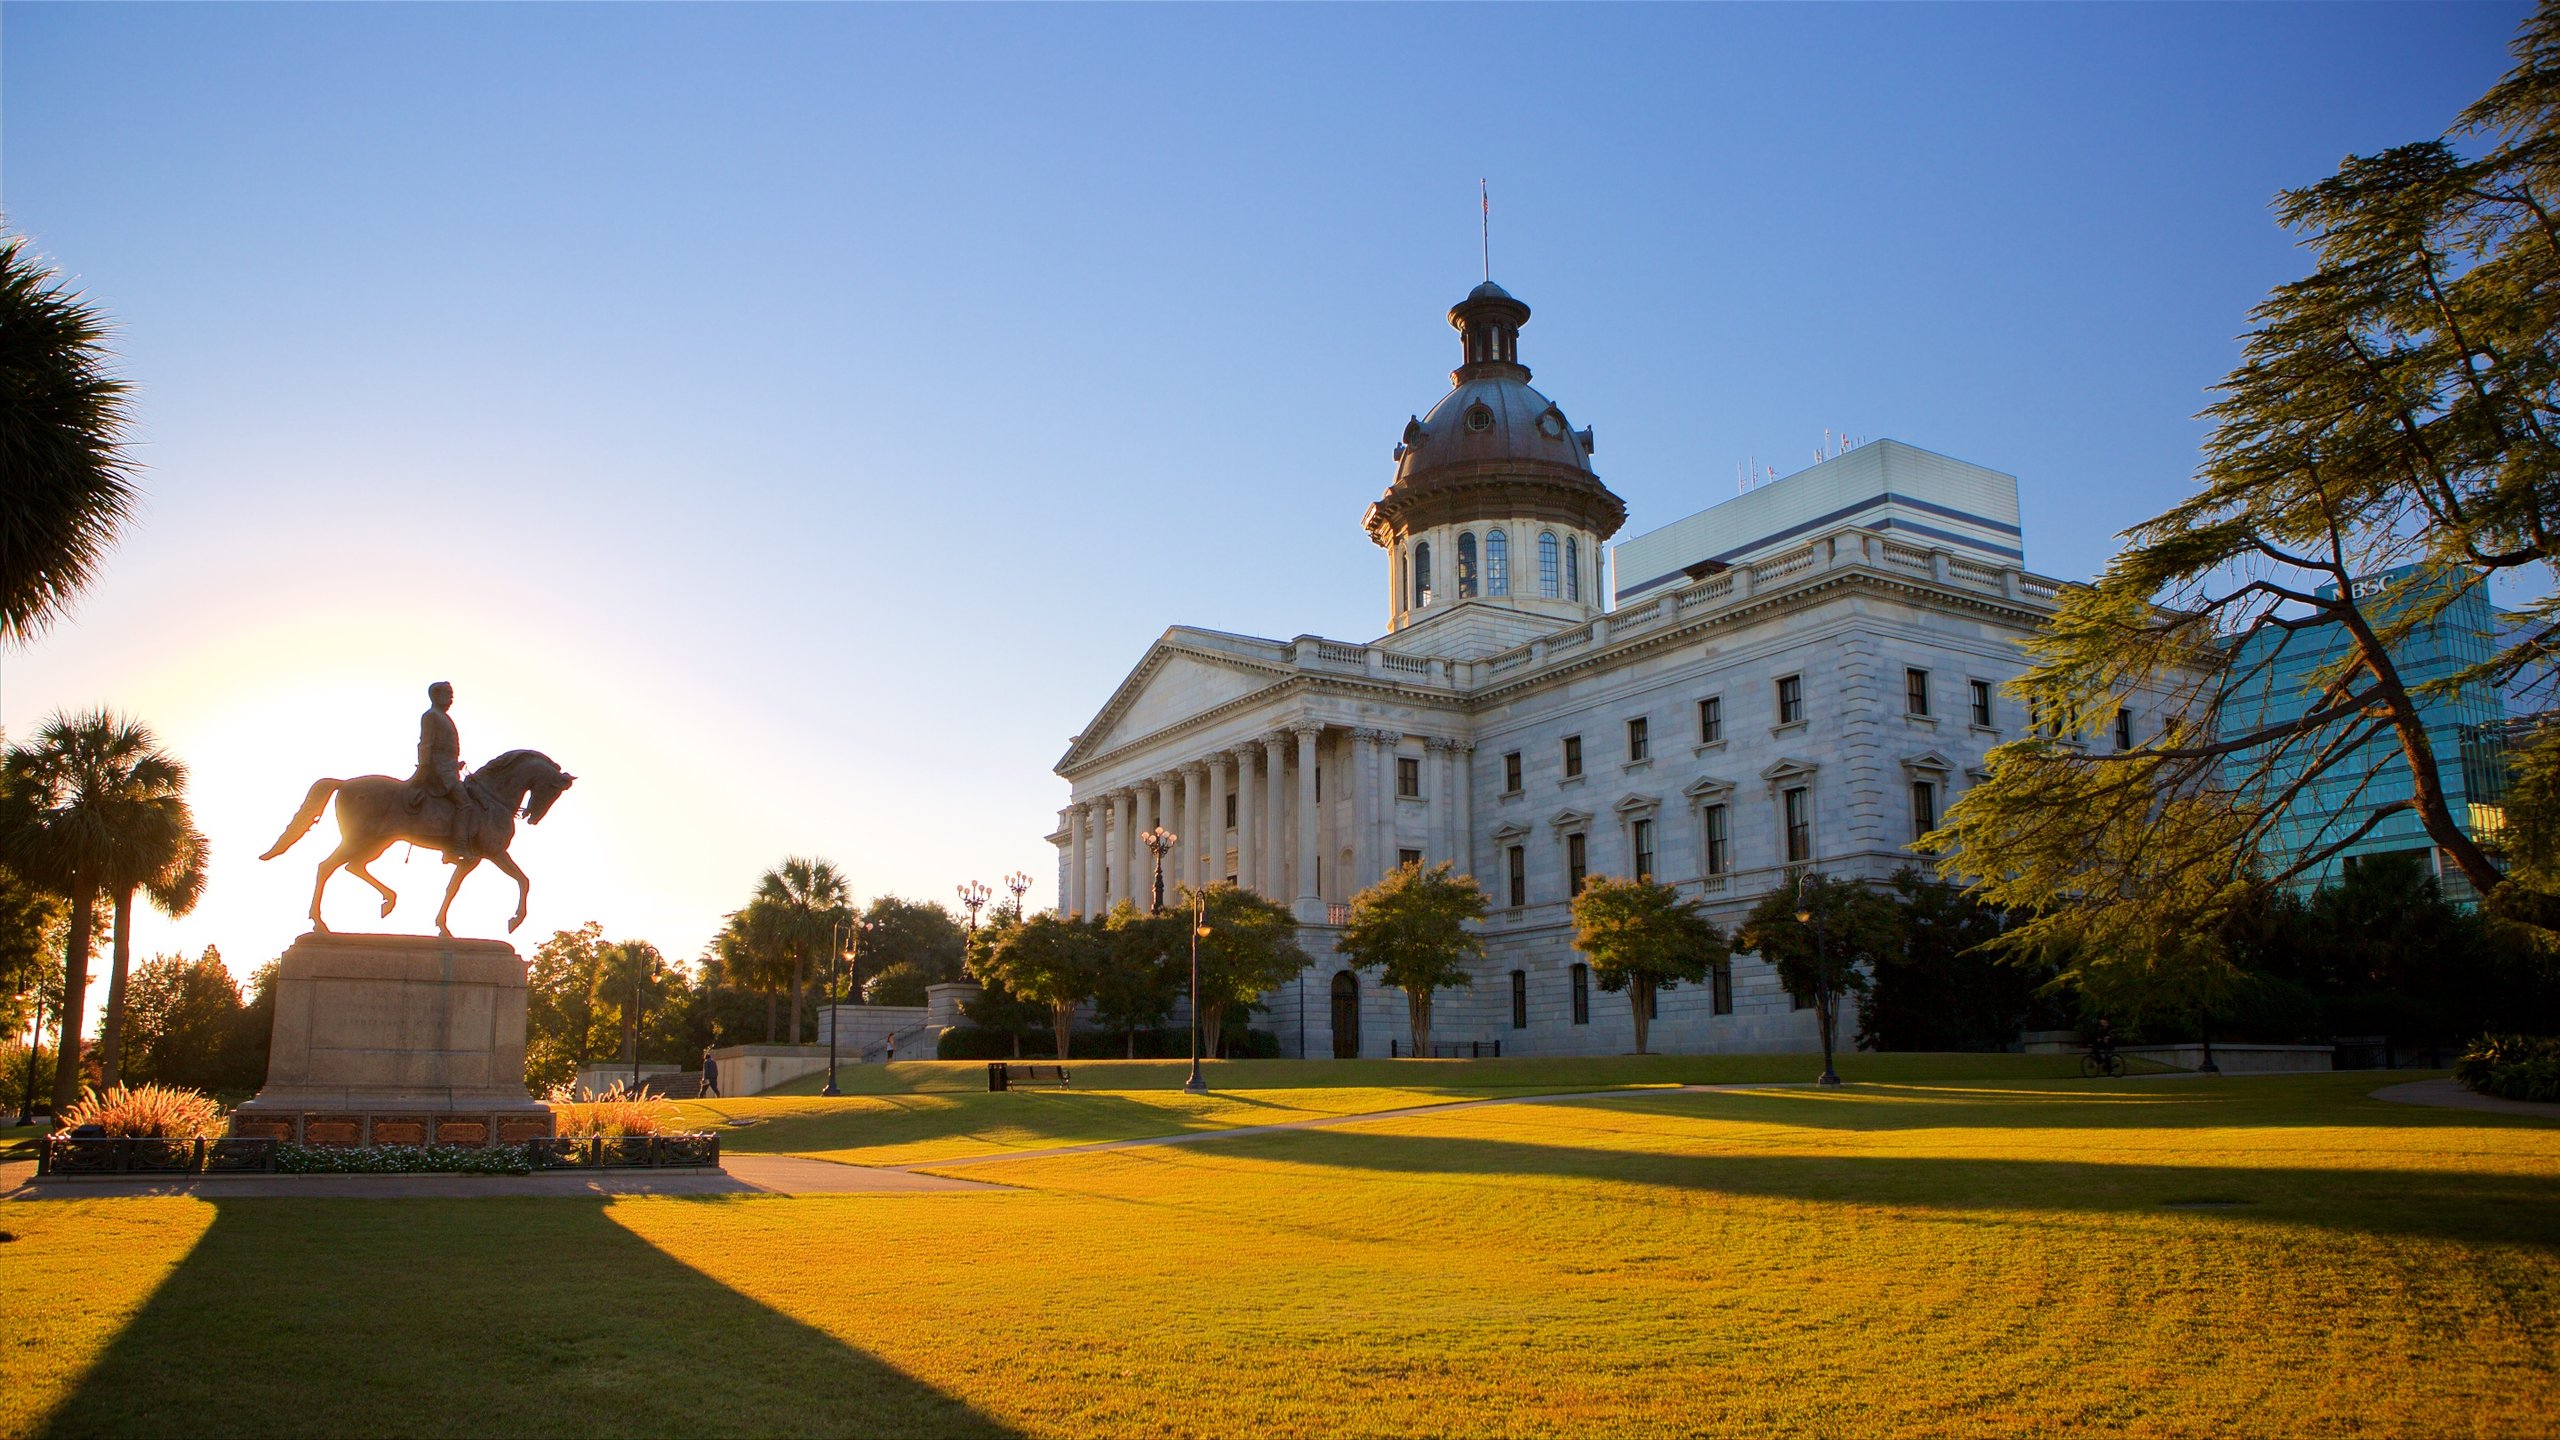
[56,1082,224,1139]
[547,1080,680,1140]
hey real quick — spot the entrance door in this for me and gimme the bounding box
[1330,971,1360,1058]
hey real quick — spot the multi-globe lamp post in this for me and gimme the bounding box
[957,879,992,950]
[824,913,859,1097]
[1004,870,1034,921]
[1793,868,1843,1088]
[1136,825,1208,1094]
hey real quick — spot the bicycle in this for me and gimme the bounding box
[2079,1044,2126,1079]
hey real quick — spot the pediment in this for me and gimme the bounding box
[1761,756,1821,782]
[1550,808,1594,830]
[1060,637,1291,771]
[1613,792,1661,816]
[1684,774,1737,801]
[1901,749,1959,775]
[1490,820,1531,842]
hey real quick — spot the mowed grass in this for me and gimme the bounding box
[6,1072,2554,1438]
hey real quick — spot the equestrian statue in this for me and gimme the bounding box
[260,681,576,936]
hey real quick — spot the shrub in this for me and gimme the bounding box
[546,1080,679,1139]
[57,1082,223,1139]
[2454,1034,2560,1103]
[276,1143,536,1175]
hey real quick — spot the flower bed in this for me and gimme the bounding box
[38,1131,720,1177]
[2455,1034,2560,1103]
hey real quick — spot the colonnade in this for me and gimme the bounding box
[1058,724,1475,923]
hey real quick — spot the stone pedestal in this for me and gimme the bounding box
[231,932,552,1145]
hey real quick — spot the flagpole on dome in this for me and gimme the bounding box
[1480,178,1491,282]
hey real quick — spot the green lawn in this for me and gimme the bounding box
[5,1070,2552,1438]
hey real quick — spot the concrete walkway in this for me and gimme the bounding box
[2372,1076,2560,1121]
[0,1152,998,1200]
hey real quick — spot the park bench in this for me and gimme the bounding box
[988,1062,1071,1092]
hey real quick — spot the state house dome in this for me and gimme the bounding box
[1367,282,1628,631]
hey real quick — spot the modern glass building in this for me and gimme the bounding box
[2223,565,2505,900]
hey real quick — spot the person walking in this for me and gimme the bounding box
[699,1046,720,1097]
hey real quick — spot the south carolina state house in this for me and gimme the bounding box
[1048,279,2076,1058]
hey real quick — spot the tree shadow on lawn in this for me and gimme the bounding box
[1549,1076,2549,1135]
[720,1087,1437,1158]
[1216,1127,2560,1251]
[42,1198,1017,1440]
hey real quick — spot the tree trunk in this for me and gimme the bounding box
[101,886,137,1087]
[764,991,777,1043]
[1125,1029,1135,1059]
[788,952,807,1044]
[1406,988,1431,1058]
[1631,975,1652,1055]
[50,880,95,1117]
[1052,1003,1072,1060]
[1204,1001,1226,1059]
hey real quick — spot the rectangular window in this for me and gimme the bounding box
[1626,716,1650,763]
[1398,847,1422,870]
[1563,735,1584,778]
[1784,786,1811,863]
[1511,970,1528,1030]
[1507,845,1526,907]
[1632,818,1655,880]
[1504,751,1523,793]
[1224,793,1237,828]
[1906,667,1930,716]
[1698,695,1723,745]
[1571,963,1590,1025]
[1703,803,1730,876]
[1397,756,1420,798]
[1971,679,1994,728]
[1711,963,1733,1016]
[2115,707,2135,750]
[1567,832,1588,895]
[1911,780,1938,843]
[1645,985,1658,1021]
[1777,674,1804,726]
[1314,765,1322,803]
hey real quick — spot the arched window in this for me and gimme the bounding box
[1565,536,1581,601]
[1486,529,1509,596]
[1457,532,1479,598]
[1538,532,1560,597]
[1413,541,1432,606]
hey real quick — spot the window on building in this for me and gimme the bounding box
[1399,847,1422,869]
[1906,667,1930,716]
[1538,532,1560,596]
[1703,803,1730,876]
[1562,735,1583,778]
[1566,536,1581,601]
[1457,532,1479,598]
[1633,818,1655,880]
[1711,962,1733,1015]
[1413,542,1431,606]
[1627,716,1650,763]
[2115,707,2135,750]
[1568,832,1589,895]
[1486,529,1509,596]
[1911,780,1938,844]
[1698,695,1723,745]
[1777,674,1805,725]
[1507,844,1526,907]
[1784,786,1811,863]
[1571,962,1590,1024]
[1397,756,1420,798]
[1645,985,1658,1021]
[1971,679,1994,728]
[1224,793,1237,828]
[1314,765,1322,802]
[1503,751,1523,793]
[1511,970,1528,1029]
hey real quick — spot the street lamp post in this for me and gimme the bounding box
[1004,870,1034,921]
[16,995,43,1127]
[1140,826,1175,916]
[824,915,856,1097]
[957,880,992,953]
[1793,869,1843,1088]
[630,948,645,1093]
[1185,891,1211,1094]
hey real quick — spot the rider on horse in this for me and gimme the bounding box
[405,681,476,864]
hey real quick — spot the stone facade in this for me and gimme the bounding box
[1049,283,2075,1059]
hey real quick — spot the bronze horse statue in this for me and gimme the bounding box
[260,749,576,937]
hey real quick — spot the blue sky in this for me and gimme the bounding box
[1,2,2535,982]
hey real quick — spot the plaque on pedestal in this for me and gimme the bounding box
[231,932,553,1144]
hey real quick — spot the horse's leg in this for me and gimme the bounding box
[308,837,368,934]
[344,840,402,919]
[434,858,483,938]
[486,850,533,934]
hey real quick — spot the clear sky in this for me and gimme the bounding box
[0,2,2536,1001]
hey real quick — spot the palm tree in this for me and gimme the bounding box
[100,821,209,1086]
[746,857,851,1044]
[0,710,191,1114]
[0,236,139,645]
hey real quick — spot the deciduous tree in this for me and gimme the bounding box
[1185,884,1304,1058]
[1739,874,1900,1076]
[1336,861,1485,1058]
[1571,876,1728,1055]
[974,911,1102,1060]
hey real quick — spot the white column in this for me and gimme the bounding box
[1183,761,1211,890]
[1067,804,1088,917]
[1422,738,1448,864]
[1351,730,1381,890]
[1234,746,1259,896]
[1262,735,1288,898]
[1112,790,1136,912]
[1294,725,1323,915]
[1086,803,1107,915]
[1452,743,1474,881]
[1208,753,1232,886]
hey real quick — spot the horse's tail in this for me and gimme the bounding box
[259,779,342,861]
